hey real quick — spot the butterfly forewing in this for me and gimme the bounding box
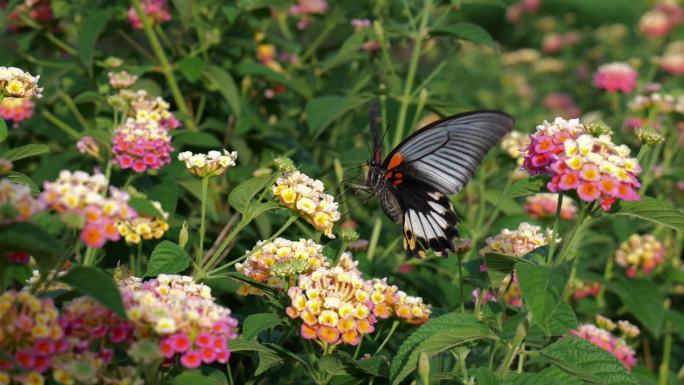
[378,110,514,258]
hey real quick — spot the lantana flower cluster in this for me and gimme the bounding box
[128,0,172,29]
[273,171,341,238]
[116,200,169,244]
[570,316,639,369]
[592,62,638,94]
[0,179,45,223]
[120,275,239,369]
[525,193,578,220]
[178,150,238,178]
[479,222,556,257]
[639,2,683,37]
[522,117,642,210]
[40,170,136,248]
[365,277,431,324]
[288,0,327,30]
[0,97,34,126]
[615,234,665,277]
[111,90,179,173]
[236,238,329,296]
[0,67,42,98]
[108,70,138,89]
[0,291,65,385]
[569,279,601,301]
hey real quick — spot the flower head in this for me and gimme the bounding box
[569,279,601,301]
[0,179,45,223]
[615,234,665,277]
[473,272,522,308]
[76,136,101,160]
[479,222,556,257]
[0,97,34,126]
[235,238,329,296]
[522,117,642,211]
[0,67,42,98]
[116,200,169,244]
[593,63,638,94]
[272,171,341,238]
[108,71,138,89]
[128,0,171,29]
[178,150,238,178]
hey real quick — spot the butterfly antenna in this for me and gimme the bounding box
[339,193,375,220]
[368,99,382,151]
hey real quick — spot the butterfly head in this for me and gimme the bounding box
[365,159,387,195]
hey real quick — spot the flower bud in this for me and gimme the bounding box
[179,221,189,248]
[635,127,665,145]
[274,155,296,173]
[585,120,613,136]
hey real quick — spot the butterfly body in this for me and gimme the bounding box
[365,106,514,258]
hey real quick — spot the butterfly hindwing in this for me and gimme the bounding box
[382,110,514,257]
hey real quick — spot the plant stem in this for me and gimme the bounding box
[374,320,399,355]
[546,193,563,265]
[366,216,382,262]
[57,90,91,131]
[659,321,673,385]
[83,247,96,266]
[456,251,465,313]
[497,319,527,378]
[596,252,614,307]
[42,110,82,140]
[197,177,209,268]
[555,201,593,265]
[131,0,198,132]
[392,0,432,147]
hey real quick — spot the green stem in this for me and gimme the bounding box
[131,0,198,132]
[555,202,593,265]
[366,216,382,262]
[659,321,673,385]
[42,110,82,140]
[457,251,465,313]
[596,252,614,307]
[392,0,432,147]
[83,247,97,267]
[374,320,399,355]
[197,177,209,268]
[497,319,527,378]
[58,90,91,131]
[546,193,564,265]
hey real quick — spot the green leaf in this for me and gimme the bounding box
[236,60,312,98]
[484,253,532,288]
[0,118,7,143]
[173,131,222,148]
[471,367,500,385]
[516,262,577,335]
[305,95,367,137]
[0,222,63,265]
[236,0,289,12]
[204,65,241,118]
[221,5,241,23]
[242,313,283,340]
[607,277,665,336]
[503,367,585,385]
[228,176,272,213]
[390,313,497,385]
[73,91,104,104]
[179,179,217,220]
[177,56,207,82]
[540,336,638,385]
[59,266,127,319]
[77,8,114,75]
[6,171,39,195]
[170,370,226,385]
[431,22,495,48]
[144,241,191,277]
[503,176,546,200]
[1,144,50,161]
[128,197,164,217]
[611,196,684,231]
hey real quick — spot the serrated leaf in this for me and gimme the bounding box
[540,337,638,385]
[611,196,684,231]
[431,22,495,48]
[228,176,271,213]
[0,222,63,265]
[128,197,164,217]
[305,95,367,137]
[242,313,283,340]
[355,356,389,377]
[503,176,546,200]
[204,65,241,118]
[516,262,577,335]
[59,266,127,318]
[390,313,497,385]
[77,8,114,75]
[144,241,191,277]
[177,56,207,82]
[503,367,585,385]
[6,171,39,195]
[256,348,285,376]
[607,277,665,337]
[2,144,50,161]
[471,367,499,385]
[0,118,7,143]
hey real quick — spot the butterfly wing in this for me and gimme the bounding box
[383,110,514,257]
[368,99,383,164]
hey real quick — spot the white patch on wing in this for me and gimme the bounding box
[428,200,447,214]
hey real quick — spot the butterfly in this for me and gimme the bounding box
[363,102,514,258]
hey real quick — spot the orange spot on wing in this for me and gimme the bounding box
[387,153,403,169]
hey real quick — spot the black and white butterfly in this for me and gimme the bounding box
[362,102,514,258]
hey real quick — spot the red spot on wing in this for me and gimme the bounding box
[387,153,404,170]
